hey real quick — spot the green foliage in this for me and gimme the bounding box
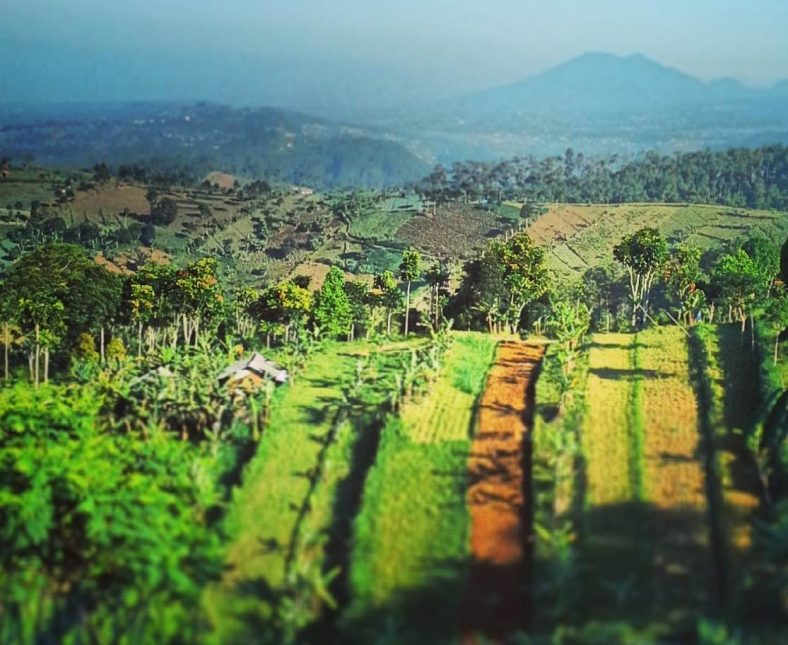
[373,270,403,335]
[713,249,761,323]
[0,383,224,643]
[547,300,591,388]
[665,243,705,323]
[613,227,668,325]
[398,248,422,284]
[457,232,550,333]
[312,267,352,338]
[3,244,122,380]
[106,336,127,364]
[74,331,99,362]
[418,145,788,210]
[150,197,178,225]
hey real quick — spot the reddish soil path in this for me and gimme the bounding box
[460,341,545,643]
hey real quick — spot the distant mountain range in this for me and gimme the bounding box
[455,52,788,117]
[2,53,788,179]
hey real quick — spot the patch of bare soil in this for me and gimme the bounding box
[460,341,544,643]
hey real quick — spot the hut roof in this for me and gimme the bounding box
[218,352,288,384]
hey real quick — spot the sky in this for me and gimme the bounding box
[2,0,788,111]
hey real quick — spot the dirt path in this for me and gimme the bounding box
[460,341,544,643]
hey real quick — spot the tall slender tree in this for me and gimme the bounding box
[399,249,422,335]
[613,227,668,327]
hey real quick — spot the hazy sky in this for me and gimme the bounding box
[2,0,788,111]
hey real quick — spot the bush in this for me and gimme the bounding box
[151,197,178,226]
[74,332,99,362]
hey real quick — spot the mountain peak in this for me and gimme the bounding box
[458,52,758,117]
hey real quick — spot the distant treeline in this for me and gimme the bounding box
[416,145,788,210]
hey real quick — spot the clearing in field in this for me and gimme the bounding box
[461,341,545,641]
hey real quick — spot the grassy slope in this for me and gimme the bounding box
[341,333,497,644]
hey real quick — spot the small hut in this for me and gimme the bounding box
[218,352,288,389]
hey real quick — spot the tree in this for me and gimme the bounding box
[332,192,375,261]
[547,300,591,389]
[344,280,371,341]
[763,286,788,365]
[742,234,780,299]
[312,267,352,339]
[497,232,550,333]
[613,227,668,327]
[399,249,422,335]
[93,162,111,183]
[173,258,225,346]
[453,233,549,334]
[664,243,705,326]
[124,262,178,353]
[140,223,156,246]
[0,280,15,382]
[424,260,451,330]
[4,244,121,383]
[373,270,402,336]
[713,249,761,338]
[151,197,178,226]
[259,281,312,345]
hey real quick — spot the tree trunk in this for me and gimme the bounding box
[750,312,755,353]
[100,326,105,362]
[3,322,9,382]
[774,333,779,366]
[137,321,143,357]
[404,281,412,335]
[44,348,49,384]
[387,311,392,336]
[35,324,40,389]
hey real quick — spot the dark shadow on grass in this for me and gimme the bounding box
[309,412,384,642]
[589,367,664,380]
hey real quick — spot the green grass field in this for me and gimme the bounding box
[341,333,497,643]
[203,340,410,639]
[349,209,415,241]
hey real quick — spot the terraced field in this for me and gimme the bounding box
[527,203,788,280]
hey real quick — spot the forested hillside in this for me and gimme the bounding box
[417,145,788,209]
[0,102,428,189]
